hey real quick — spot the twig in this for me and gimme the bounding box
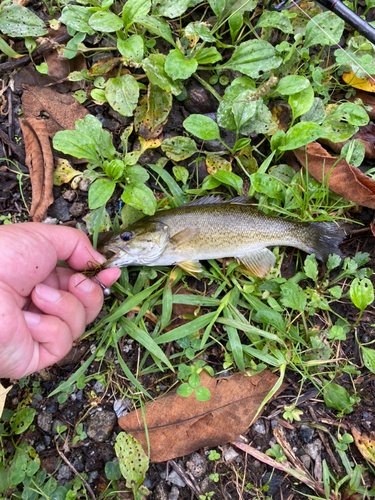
[55,441,96,500]
[168,460,201,498]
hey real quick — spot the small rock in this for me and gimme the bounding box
[186,452,207,478]
[62,190,76,202]
[57,464,72,481]
[31,394,43,406]
[200,476,215,494]
[37,413,53,433]
[35,444,46,453]
[88,470,99,483]
[78,178,91,191]
[143,476,153,490]
[154,481,169,500]
[69,202,85,217]
[305,439,322,460]
[168,486,180,500]
[49,198,70,222]
[113,399,132,418]
[252,419,266,435]
[223,446,239,463]
[167,470,186,488]
[271,419,278,429]
[86,410,117,442]
[46,403,58,414]
[300,425,314,444]
[93,380,106,394]
[42,217,58,225]
[299,454,311,469]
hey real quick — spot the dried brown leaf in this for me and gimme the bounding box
[0,383,11,418]
[319,123,375,159]
[294,142,375,209]
[19,117,54,221]
[352,427,375,467]
[119,370,286,462]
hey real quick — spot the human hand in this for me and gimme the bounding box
[0,223,121,379]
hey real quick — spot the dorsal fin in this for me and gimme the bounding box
[181,195,224,207]
[225,196,255,205]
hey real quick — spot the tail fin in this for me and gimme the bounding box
[309,221,348,262]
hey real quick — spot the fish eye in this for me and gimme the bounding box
[120,231,134,242]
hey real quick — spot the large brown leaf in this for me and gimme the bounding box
[19,117,54,221]
[119,370,286,462]
[294,142,375,209]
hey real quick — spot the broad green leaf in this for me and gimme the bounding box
[0,4,47,37]
[139,84,172,132]
[217,79,256,131]
[75,114,115,160]
[173,166,189,184]
[85,207,111,234]
[250,172,284,201]
[361,346,375,374]
[304,254,318,282]
[195,386,211,401]
[300,97,326,124]
[289,84,314,121]
[63,32,86,59]
[185,22,216,42]
[165,49,198,81]
[280,282,306,312]
[152,0,190,18]
[136,15,175,46]
[115,432,149,488]
[330,102,369,127]
[60,5,95,35]
[229,11,243,42]
[207,0,225,18]
[177,383,194,397]
[256,11,293,34]
[105,74,139,116]
[142,54,183,95]
[341,140,365,167]
[323,382,353,413]
[10,409,36,435]
[195,47,222,64]
[212,170,243,194]
[121,184,157,215]
[304,11,345,49]
[335,35,375,78]
[183,114,220,140]
[89,11,123,32]
[117,34,144,63]
[240,102,276,135]
[122,0,151,28]
[222,40,282,78]
[88,179,116,209]
[350,278,374,312]
[279,122,322,151]
[276,75,310,96]
[232,91,258,132]
[162,136,197,161]
[53,131,100,164]
[209,0,256,23]
[320,118,358,143]
[105,462,122,481]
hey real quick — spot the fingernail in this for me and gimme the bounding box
[35,284,61,303]
[24,311,41,326]
[74,275,94,293]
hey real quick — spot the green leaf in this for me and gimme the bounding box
[350,278,374,313]
[115,432,149,488]
[304,254,318,282]
[280,282,306,312]
[195,47,222,64]
[63,32,86,59]
[195,386,211,401]
[0,36,22,58]
[121,184,157,215]
[177,383,194,397]
[142,54,183,95]
[117,34,144,63]
[229,11,243,42]
[89,11,123,32]
[75,114,115,160]
[256,11,293,33]
[222,39,282,78]
[88,179,116,209]
[212,170,243,194]
[173,166,189,184]
[0,4,47,37]
[162,136,197,161]
[122,0,151,28]
[341,140,365,167]
[148,164,189,206]
[136,15,175,45]
[185,22,216,42]
[105,461,122,481]
[276,75,310,96]
[279,122,322,151]
[152,0,190,18]
[361,346,375,374]
[105,74,139,116]
[300,97,326,124]
[60,5,95,35]
[250,172,284,201]
[321,118,358,143]
[183,114,220,140]
[304,11,345,49]
[10,409,36,435]
[189,372,201,389]
[217,80,256,131]
[330,102,369,127]
[52,131,100,164]
[165,49,198,80]
[36,62,48,74]
[323,382,353,413]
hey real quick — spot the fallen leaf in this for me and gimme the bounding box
[319,123,375,159]
[342,70,375,93]
[348,90,375,120]
[53,158,82,186]
[19,117,54,221]
[119,370,286,462]
[0,383,11,418]
[352,427,375,467]
[294,142,375,209]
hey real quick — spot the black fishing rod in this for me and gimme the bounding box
[268,0,375,45]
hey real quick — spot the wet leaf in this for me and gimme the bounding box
[256,11,293,34]
[89,11,123,32]
[279,122,322,151]
[136,15,175,46]
[105,74,139,116]
[119,370,286,462]
[304,11,344,49]
[343,70,375,93]
[222,40,282,78]
[183,114,220,140]
[165,49,198,81]
[121,184,157,215]
[276,75,310,96]
[60,5,95,35]
[352,428,375,467]
[185,22,216,42]
[76,114,116,160]
[195,46,222,64]
[118,34,144,64]
[53,159,82,186]
[206,155,232,174]
[289,85,314,121]
[0,4,47,36]
[115,432,149,488]
[89,57,121,76]
[320,124,375,160]
[211,170,243,194]
[361,345,375,374]
[137,84,172,137]
[89,178,116,209]
[153,0,190,18]
[323,382,353,413]
[300,97,326,124]
[53,130,100,163]
[162,136,197,161]
[122,0,151,28]
[335,36,375,79]
[294,142,375,209]
[143,54,183,96]
[86,207,111,234]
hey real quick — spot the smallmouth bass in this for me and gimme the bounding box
[102,196,346,277]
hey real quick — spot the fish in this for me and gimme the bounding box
[101,196,346,277]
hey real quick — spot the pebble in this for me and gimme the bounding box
[271,419,278,430]
[155,481,169,500]
[113,399,132,418]
[46,402,58,414]
[223,446,239,463]
[300,425,314,443]
[93,380,106,394]
[57,464,72,481]
[37,413,53,433]
[143,477,153,490]
[88,470,99,483]
[299,454,311,469]
[49,198,70,222]
[168,486,180,500]
[305,439,322,460]
[252,419,266,435]
[62,190,76,202]
[86,410,117,442]
[186,452,207,477]
[42,217,58,225]
[35,444,46,453]
[69,202,85,217]
[78,178,91,191]
[167,470,186,488]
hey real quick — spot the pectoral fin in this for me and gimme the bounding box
[237,248,276,277]
[170,227,200,247]
[178,260,202,275]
